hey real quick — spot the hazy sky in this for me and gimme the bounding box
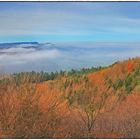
[0,2,140,42]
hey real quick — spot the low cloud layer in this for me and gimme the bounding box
[0,44,60,64]
[0,42,140,73]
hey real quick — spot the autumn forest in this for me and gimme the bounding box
[1,2,140,139]
[0,57,140,138]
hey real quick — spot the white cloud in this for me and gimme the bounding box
[0,42,140,73]
[0,47,35,54]
[0,46,60,65]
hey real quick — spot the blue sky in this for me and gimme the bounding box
[0,2,140,42]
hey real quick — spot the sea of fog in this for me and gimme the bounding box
[0,42,140,73]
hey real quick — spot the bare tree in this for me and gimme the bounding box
[63,75,109,137]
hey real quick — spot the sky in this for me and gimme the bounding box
[0,2,140,73]
[0,2,140,42]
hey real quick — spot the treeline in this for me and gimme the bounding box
[0,66,105,84]
[67,66,104,76]
[0,61,119,85]
[13,71,61,83]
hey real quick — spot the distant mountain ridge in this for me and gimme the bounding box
[0,42,39,45]
[0,42,57,50]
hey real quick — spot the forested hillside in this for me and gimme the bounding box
[0,57,140,138]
